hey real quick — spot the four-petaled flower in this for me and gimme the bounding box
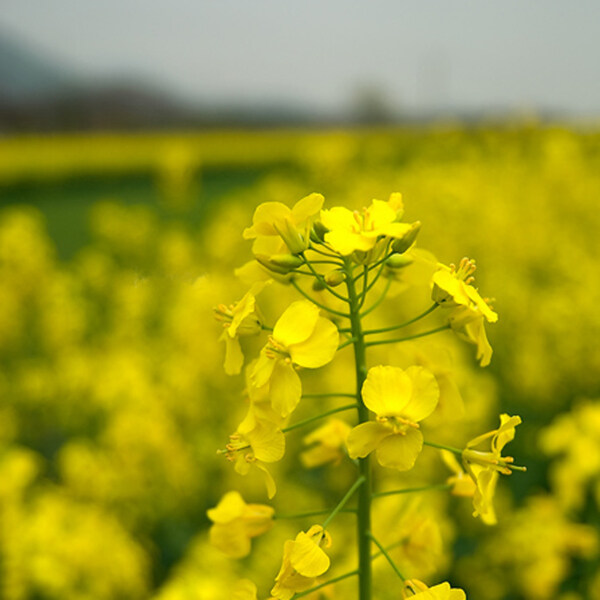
[346,365,439,470]
[462,413,523,525]
[271,525,332,600]
[207,491,274,558]
[243,193,324,254]
[251,301,339,418]
[319,193,416,257]
[223,418,285,498]
[214,283,265,375]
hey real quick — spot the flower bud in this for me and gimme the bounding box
[276,218,307,254]
[310,220,329,243]
[385,254,414,269]
[324,270,346,287]
[269,254,304,270]
[391,221,421,254]
[312,278,326,291]
[255,254,294,275]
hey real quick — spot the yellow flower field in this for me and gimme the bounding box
[0,124,598,599]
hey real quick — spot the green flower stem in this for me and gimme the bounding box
[290,278,350,318]
[293,569,360,598]
[322,475,366,529]
[359,258,388,301]
[301,254,350,303]
[282,404,358,434]
[338,337,358,350]
[372,482,452,498]
[344,259,372,600]
[353,251,394,281]
[364,324,450,348]
[360,278,392,318]
[301,392,357,399]
[367,532,406,581]
[275,508,357,520]
[423,440,464,455]
[362,304,439,336]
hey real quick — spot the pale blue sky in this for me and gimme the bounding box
[1,0,599,114]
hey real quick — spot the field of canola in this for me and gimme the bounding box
[0,125,599,599]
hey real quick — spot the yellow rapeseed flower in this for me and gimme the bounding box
[401,579,466,599]
[207,491,274,558]
[271,525,332,600]
[251,301,339,418]
[243,193,324,254]
[319,193,414,257]
[462,414,523,525]
[346,365,439,470]
[223,418,285,498]
[214,284,265,375]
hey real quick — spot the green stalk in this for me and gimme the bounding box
[322,476,365,529]
[364,324,450,347]
[344,259,372,600]
[282,404,358,434]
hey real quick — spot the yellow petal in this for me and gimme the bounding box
[346,421,391,459]
[223,334,244,375]
[402,366,439,423]
[250,425,285,463]
[273,301,320,346]
[325,229,374,255]
[207,491,246,523]
[290,531,330,577]
[320,206,356,232]
[387,192,404,215]
[251,350,276,388]
[243,202,292,238]
[361,365,412,416]
[366,199,396,228]
[375,428,423,470]
[270,362,302,417]
[291,193,324,224]
[289,317,339,368]
[255,462,278,499]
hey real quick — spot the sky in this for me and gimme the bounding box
[1,0,600,115]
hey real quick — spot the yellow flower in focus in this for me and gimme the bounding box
[243,193,324,254]
[251,301,339,418]
[271,525,332,600]
[431,258,497,323]
[223,419,285,498]
[207,491,274,558]
[346,365,439,470]
[215,284,265,375]
[301,418,352,468]
[319,193,415,257]
[462,414,523,525]
[401,579,466,599]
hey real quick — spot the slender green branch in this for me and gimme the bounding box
[367,533,406,581]
[372,483,452,499]
[362,304,438,336]
[423,440,463,455]
[293,569,360,598]
[301,254,351,303]
[290,278,350,318]
[359,265,369,308]
[360,277,392,318]
[323,476,366,529]
[275,508,356,520]
[261,324,273,332]
[353,251,394,282]
[282,404,358,434]
[338,337,358,350]
[364,324,450,347]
